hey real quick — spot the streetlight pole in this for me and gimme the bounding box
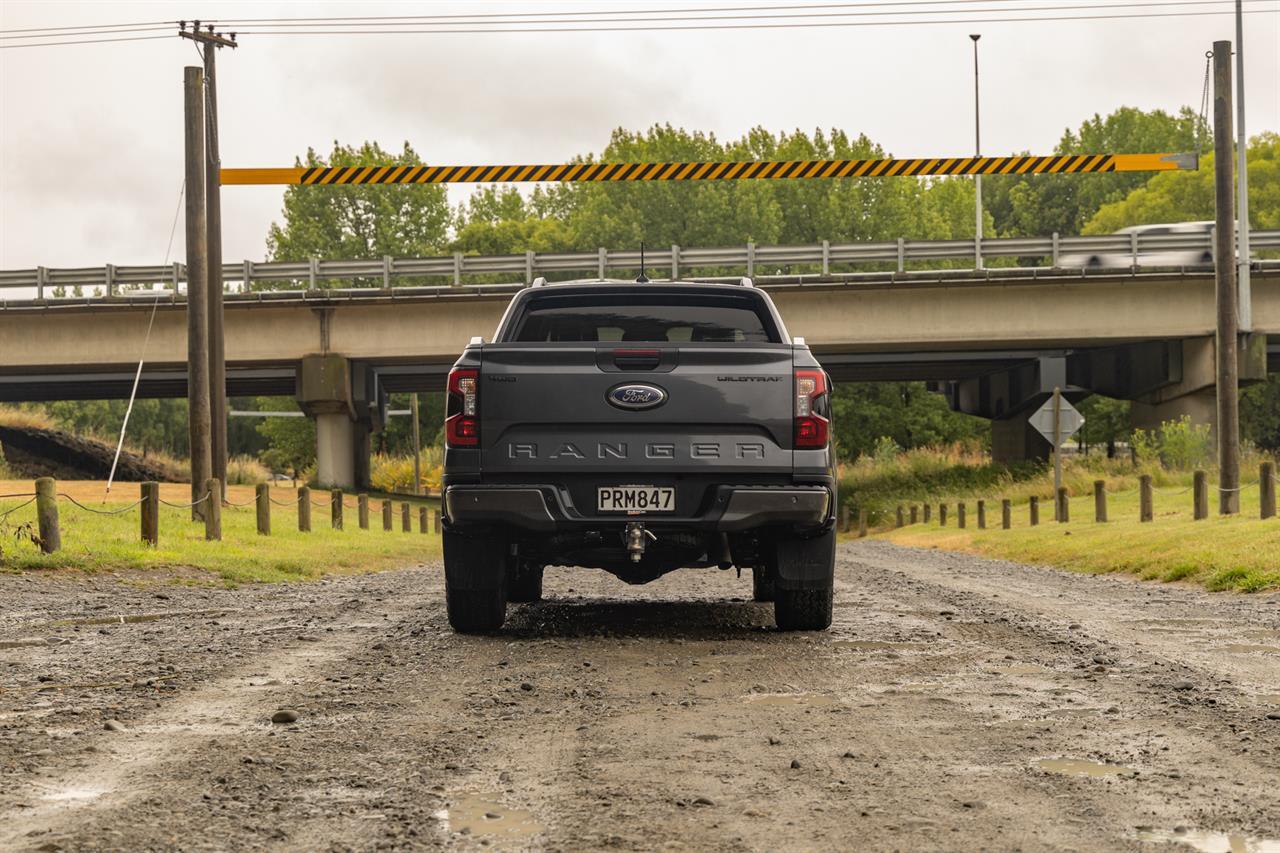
[1235,0,1251,331]
[970,33,983,269]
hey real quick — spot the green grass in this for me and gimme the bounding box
[0,496,441,585]
[873,485,1279,592]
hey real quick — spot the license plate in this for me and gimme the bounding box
[597,486,675,514]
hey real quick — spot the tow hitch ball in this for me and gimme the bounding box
[624,522,657,562]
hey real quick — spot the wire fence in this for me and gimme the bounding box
[0,478,441,556]
[847,463,1278,535]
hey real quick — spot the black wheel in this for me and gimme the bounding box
[751,566,775,602]
[443,530,507,634]
[774,587,833,631]
[508,562,544,603]
[770,527,835,631]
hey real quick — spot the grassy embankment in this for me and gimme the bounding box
[0,481,440,584]
[839,446,1279,593]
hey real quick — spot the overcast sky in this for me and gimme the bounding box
[2,1,1277,270]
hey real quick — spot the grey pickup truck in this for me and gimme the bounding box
[441,279,836,633]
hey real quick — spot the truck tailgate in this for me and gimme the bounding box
[478,343,793,475]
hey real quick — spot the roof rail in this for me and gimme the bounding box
[531,276,547,288]
[740,277,754,288]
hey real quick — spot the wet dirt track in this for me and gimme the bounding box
[1,541,1278,852]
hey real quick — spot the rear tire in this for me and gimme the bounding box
[445,587,507,634]
[508,562,544,603]
[774,587,833,631]
[751,566,775,602]
[443,530,507,634]
[770,527,835,631]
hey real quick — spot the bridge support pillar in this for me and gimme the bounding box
[1127,335,1266,436]
[991,411,1051,465]
[297,354,359,490]
[314,413,356,490]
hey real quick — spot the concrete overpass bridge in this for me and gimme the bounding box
[2,233,1277,486]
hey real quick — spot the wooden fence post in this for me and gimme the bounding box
[858,508,867,538]
[255,483,270,535]
[1139,475,1153,523]
[432,509,441,534]
[1029,496,1040,526]
[939,504,947,526]
[896,505,904,528]
[1094,480,1107,523]
[298,486,311,532]
[976,499,986,529]
[401,502,411,532]
[910,504,918,525]
[1193,470,1208,520]
[840,505,850,533]
[957,503,966,529]
[204,478,221,541]
[382,499,393,531]
[141,481,159,546]
[1001,499,1011,530]
[419,506,428,533]
[331,489,344,530]
[358,494,370,529]
[1056,488,1069,523]
[923,504,932,523]
[1262,461,1276,520]
[34,477,60,554]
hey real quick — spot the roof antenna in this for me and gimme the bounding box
[636,242,650,283]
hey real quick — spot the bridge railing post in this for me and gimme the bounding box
[1051,231,1060,268]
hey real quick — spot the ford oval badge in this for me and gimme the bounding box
[607,383,667,411]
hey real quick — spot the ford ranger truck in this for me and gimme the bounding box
[441,280,836,633]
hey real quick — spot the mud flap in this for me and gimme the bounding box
[771,528,835,592]
[443,530,507,591]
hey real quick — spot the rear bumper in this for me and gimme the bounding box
[444,483,831,533]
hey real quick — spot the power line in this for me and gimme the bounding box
[214,0,1270,29]
[202,0,1253,26]
[227,8,1280,37]
[0,24,173,40]
[0,34,174,49]
[0,19,173,35]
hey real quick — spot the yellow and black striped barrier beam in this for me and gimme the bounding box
[221,153,1197,186]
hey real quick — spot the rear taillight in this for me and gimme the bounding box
[794,368,829,449]
[446,368,479,447]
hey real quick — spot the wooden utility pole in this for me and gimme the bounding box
[1213,40,1241,515]
[183,65,212,521]
[181,23,236,501]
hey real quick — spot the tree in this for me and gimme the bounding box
[1083,132,1279,234]
[1077,395,1131,457]
[984,107,1208,237]
[266,141,452,285]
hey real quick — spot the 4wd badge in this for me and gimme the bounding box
[607,383,667,411]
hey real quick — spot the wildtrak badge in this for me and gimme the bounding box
[607,383,667,411]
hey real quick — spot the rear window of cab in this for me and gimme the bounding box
[507,291,781,344]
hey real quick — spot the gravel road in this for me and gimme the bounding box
[2,542,1278,852]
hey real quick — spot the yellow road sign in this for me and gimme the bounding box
[221,153,1196,186]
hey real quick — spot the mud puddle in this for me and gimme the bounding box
[440,793,543,841]
[1035,758,1136,778]
[1137,828,1280,853]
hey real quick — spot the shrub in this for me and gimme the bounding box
[226,455,271,485]
[1132,416,1213,470]
[370,448,443,494]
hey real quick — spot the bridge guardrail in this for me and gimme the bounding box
[2,230,1276,304]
